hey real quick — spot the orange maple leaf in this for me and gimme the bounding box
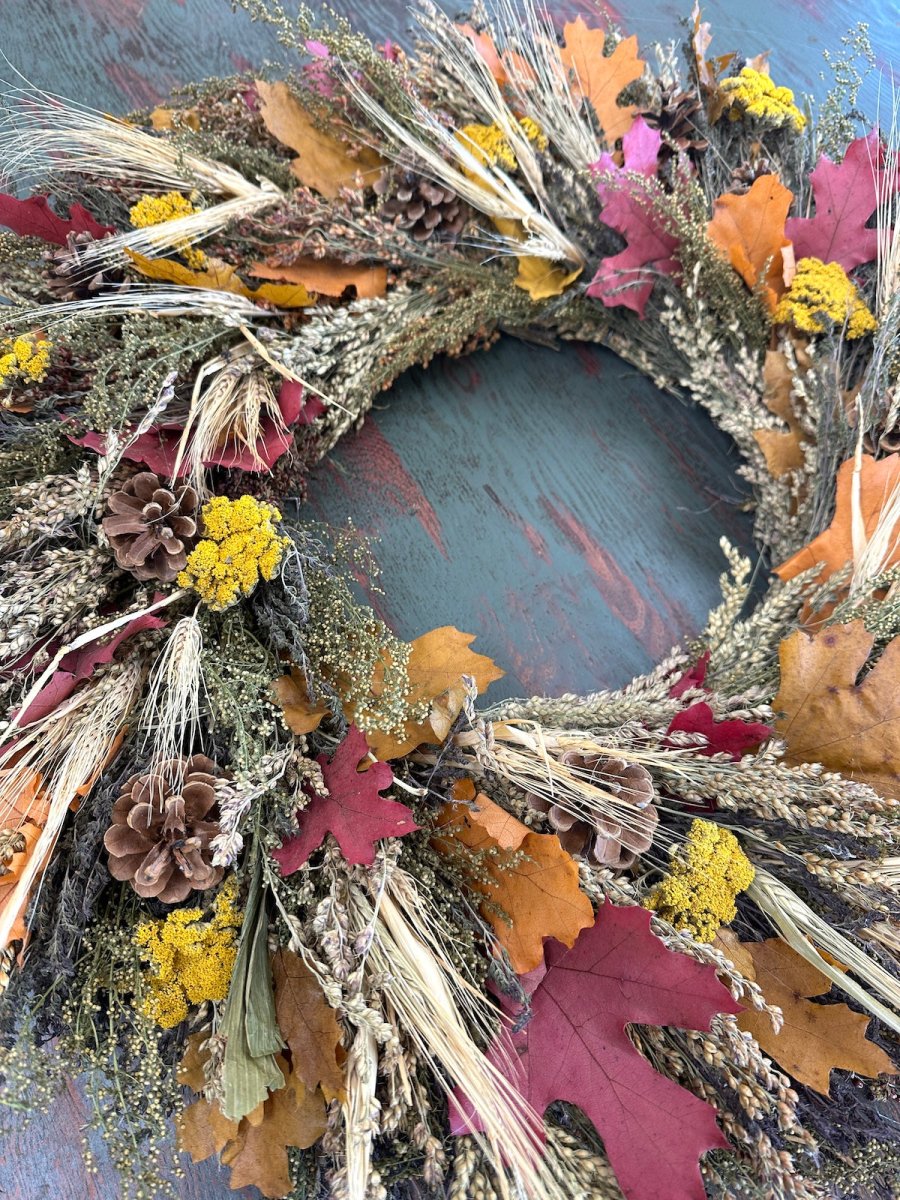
[559,18,644,146]
[717,930,897,1095]
[707,175,793,312]
[433,792,594,972]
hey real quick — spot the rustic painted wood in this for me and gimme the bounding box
[0,0,895,1196]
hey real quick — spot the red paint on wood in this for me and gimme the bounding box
[103,60,169,108]
[539,495,671,659]
[328,422,448,559]
[483,484,550,562]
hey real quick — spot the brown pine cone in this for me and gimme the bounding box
[42,231,126,301]
[728,157,775,194]
[102,471,199,583]
[528,753,657,869]
[375,167,471,242]
[641,85,709,162]
[104,755,223,903]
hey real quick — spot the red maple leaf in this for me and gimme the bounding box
[456,903,741,1200]
[0,192,114,246]
[666,701,773,760]
[272,725,418,872]
[587,116,679,317]
[785,130,899,272]
[668,650,711,698]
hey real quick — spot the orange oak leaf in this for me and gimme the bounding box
[457,23,534,88]
[773,619,900,798]
[707,175,793,312]
[559,18,645,146]
[351,626,504,761]
[255,79,384,198]
[271,948,345,1103]
[149,106,200,131]
[249,256,388,300]
[272,669,329,735]
[717,930,897,1095]
[124,249,314,309]
[433,793,594,972]
[178,1032,327,1198]
[775,453,900,587]
[0,771,50,945]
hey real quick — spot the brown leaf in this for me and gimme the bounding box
[707,175,793,312]
[255,79,384,199]
[752,344,810,480]
[457,23,534,87]
[150,106,200,131]
[775,453,900,587]
[433,793,594,972]
[0,771,50,945]
[250,256,388,300]
[178,1037,327,1199]
[559,19,645,146]
[125,250,314,309]
[716,930,897,1095]
[493,216,582,301]
[272,670,329,735]
[271,948,345,1102]
[773,619,900,798]
[351,626,504,760]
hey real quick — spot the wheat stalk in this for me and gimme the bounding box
[140,613,205,783]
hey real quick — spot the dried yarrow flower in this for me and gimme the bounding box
[133,876,242,1027]
[645,818,755,941]
[774,256,877,340]
[177,494,290,610]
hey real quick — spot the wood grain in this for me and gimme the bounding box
[0,0,894,1195]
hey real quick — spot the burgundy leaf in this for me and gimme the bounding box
[0,192,114,246]
[273,725,418,871]
[666,701,773,760]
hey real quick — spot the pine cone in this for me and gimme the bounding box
[375,167,471,242]
[102,471,199,583]
[728,157,775,194]
[641,85,709,162]
[528,754,657,869]
[42,231,126,301]
[104,755,223,903]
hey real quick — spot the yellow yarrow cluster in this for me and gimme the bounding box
[128,190,206,268]
[134,877,242,1028]
[0,334,51,387]
[645,819,755,942]
[457,118,547,179]
[721,67,806,133]
[177,494,290,611]
[774,256,877,339]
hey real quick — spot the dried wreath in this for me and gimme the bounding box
[0,4,898,1200]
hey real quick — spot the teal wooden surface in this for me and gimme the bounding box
[0,0,896,1196]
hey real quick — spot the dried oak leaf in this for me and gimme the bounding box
[249,255,387,300]
[785,130,899,272]
[716,930,897,1095]
[775,453,900,587]
[457,23,534,87]
[150,106,200,131]
[179,1037,326,1199]
[351,625,504,761]
[124,249,314,309]
[461,902,741,1200]
[773,619,900,798]
[559,18,645,146]
[492,216,582,301]
[272,668,330,734]
[0,772,49,945]
[0,192,114,245]
[271,947,345,1103]
[753,343,811,481]
[433,793,594,973]
[707,175,793,312]
[272,725,418,873]
[255,79,384,198]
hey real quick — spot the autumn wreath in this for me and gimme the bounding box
[0,3,898,1199]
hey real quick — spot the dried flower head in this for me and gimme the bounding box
[134,876,242,1027]
[720,67,806,132]
[177,494,290,610]
[128,190,206,268]
[0,333,52,391]
[645,819,755,941]
[774,256,877,339]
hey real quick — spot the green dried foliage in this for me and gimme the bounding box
[816,23,875,161]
